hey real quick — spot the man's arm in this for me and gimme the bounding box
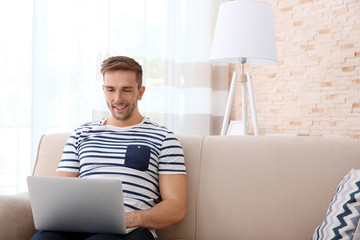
[55,171,78,177]
[125,174,187,230]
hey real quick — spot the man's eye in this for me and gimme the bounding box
[106,88,114,92]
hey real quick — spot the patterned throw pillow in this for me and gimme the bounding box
[312,169,360,240]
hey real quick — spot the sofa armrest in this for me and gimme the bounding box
[0,192,36,240]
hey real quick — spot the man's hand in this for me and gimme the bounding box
[125,174,187,229]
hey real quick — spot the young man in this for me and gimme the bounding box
[30,56,187,240]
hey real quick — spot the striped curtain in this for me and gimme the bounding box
[0,0,227,194]
[93,0,228,135]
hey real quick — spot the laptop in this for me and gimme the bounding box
[27,176,126,234]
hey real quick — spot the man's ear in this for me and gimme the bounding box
[138,86,145,100]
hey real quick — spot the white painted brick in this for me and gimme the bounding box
[231,0,360,138]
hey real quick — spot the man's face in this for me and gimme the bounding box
[103,70,144,126]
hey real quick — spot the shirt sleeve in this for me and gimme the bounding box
[56,131,80,173]
[158,132,186,175]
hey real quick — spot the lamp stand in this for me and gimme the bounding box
[246,72,259,135]
[220,63,259,136]
[220,71,237,135]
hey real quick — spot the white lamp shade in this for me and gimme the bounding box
[209,0,277,65]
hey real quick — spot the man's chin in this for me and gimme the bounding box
[111,112,132,122]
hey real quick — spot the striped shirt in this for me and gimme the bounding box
[56,117,186,215]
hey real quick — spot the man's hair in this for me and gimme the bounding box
[100,56,143,88]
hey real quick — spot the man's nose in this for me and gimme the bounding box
[113,91,123,103]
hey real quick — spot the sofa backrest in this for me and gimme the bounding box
[33,132,70,176]
[195,136,360,240]
[33,133,360,240]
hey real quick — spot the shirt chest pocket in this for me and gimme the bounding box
[124,145,151,171]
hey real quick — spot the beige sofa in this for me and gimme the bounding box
[1,133,360,240]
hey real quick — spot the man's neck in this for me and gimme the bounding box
[104,115,144,128]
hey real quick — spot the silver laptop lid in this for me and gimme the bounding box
[27,176,126,234]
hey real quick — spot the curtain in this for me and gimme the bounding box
[0,0,227,194]
[94,0,229,135]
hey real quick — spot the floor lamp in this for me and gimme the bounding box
[209,0,277,136]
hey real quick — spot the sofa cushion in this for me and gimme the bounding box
[312,169,360,240]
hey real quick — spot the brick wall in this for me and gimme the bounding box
[230,0,360,138]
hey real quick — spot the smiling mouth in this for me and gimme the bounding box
[113,105,127,111]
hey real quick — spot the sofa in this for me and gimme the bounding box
[1,133,360,240]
